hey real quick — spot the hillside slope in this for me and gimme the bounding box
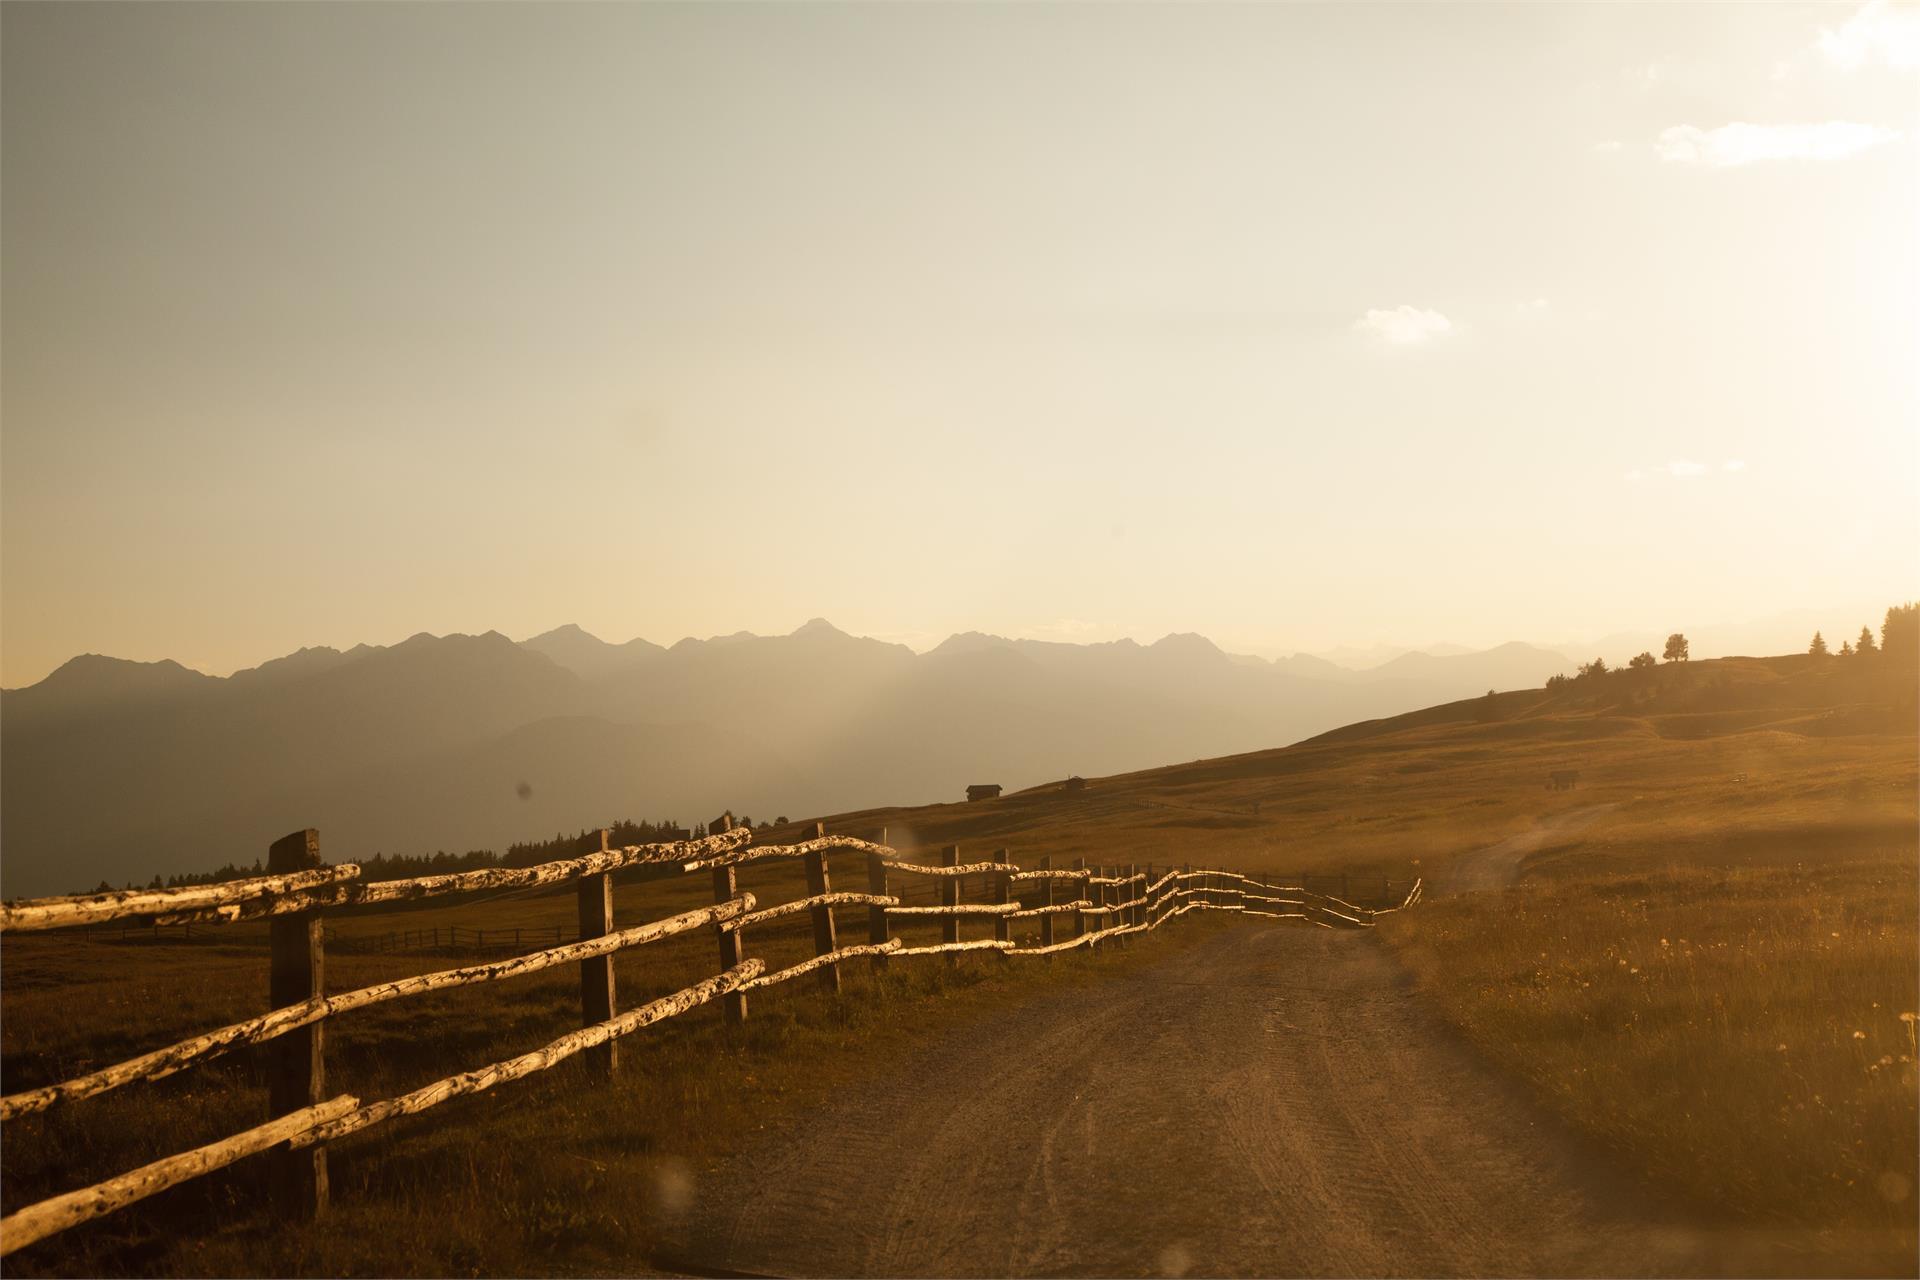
[763,651,1917,886]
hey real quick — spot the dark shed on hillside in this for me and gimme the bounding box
[966,784,1003,802]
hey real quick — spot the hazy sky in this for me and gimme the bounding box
[3,2,1915,685]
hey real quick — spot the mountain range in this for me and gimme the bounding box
[0,621,1574,897]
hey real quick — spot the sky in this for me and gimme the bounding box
[3,2,1915,686]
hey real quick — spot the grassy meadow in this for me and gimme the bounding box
[1381,856,1917,1272]
[1,649,1914,1274]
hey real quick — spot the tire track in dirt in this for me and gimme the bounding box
[1443,802,1622,894]
[662,923,1717,1278]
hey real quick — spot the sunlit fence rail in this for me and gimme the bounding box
[0,822,1417,1256]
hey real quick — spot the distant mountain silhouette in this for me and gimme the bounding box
[520,624,665,680]
[1360,641,1570,688]
[0,621,1573,896]
[6,654,214,728]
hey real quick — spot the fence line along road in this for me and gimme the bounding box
[0,820,1418,1258]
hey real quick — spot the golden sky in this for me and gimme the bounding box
[3,2,1915,685]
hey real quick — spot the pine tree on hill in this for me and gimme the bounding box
[1882,602,1917,661]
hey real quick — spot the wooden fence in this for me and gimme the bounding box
[0,821,1418,1257]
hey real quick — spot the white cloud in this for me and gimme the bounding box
[1656,121,1902,165]
[1625,459,1748,483]
[1354,305,1453,345]
[1819,0,1920,72]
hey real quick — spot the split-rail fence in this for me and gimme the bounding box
[0,821,1419,1257]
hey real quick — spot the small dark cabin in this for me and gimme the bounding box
[1063,776,1087,792]
[966,784,1002,802]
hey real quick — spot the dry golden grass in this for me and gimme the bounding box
[1380,854,1918,1268]
[812,653,1915,893]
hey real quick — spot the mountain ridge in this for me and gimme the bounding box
[1,621,1581,897]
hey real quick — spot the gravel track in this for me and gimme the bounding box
[1442,803,1623,894]
[665,923,1720,1278]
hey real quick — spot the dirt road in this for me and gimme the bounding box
[1442,802,1622,894]
[664,923,1717,1278]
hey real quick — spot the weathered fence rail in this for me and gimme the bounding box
[0,823,1416,1258]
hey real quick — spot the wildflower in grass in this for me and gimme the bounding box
[1853,1031,1867,1039]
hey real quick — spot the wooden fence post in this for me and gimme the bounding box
[712,815,748,1025]
[1093,864,1110,944]
[802,822,841,994]
[992,849,1012,947]
[1038,855,1055,950]
[1072,858,1089,944]
[941,844,961,965]
[866,826,890,974]
[1121,864,1137,944]
[267,828,327,1218]
[577,829,617,1074]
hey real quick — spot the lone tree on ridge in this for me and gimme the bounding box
[1663,633,1690,662]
